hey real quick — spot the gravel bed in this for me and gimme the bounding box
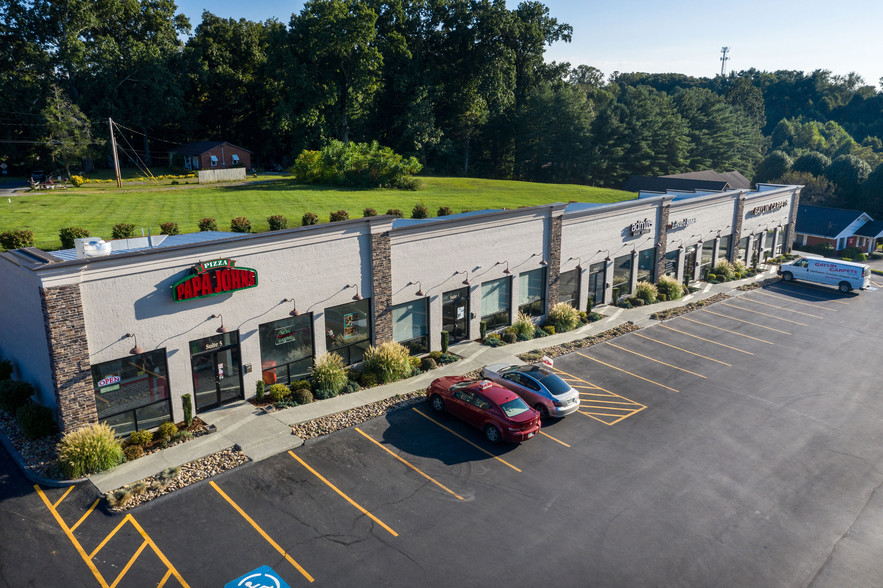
[291,391,428,440]
[0,410,63,479]
[517,322,642,362]
[106,448,249,512]
[649,293,729,321]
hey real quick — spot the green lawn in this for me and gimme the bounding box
[0,174,635,251]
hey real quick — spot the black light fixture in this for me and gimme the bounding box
[456,270,470,286]
[496,260,510,275]
[598,248,611,262]
[414,281,425,296]
[211,313,229,334]
[567,256,583,270]
[284,298,300,317]
[126,333,144,355]
[348,283,363,301]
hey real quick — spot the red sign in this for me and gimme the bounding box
[172,258,258,302]
[97,375,120,387]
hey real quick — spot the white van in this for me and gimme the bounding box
[777,257,870,292]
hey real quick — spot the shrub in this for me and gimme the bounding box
[483,334,505,347]
[198,217,218,231]
[156,421,178,442]
[362,342,412,384]
[123,444,144,462]
[59,226,90,249]
[533,326,549,338]
[182,393,193,427]
[634,281,658,305]
[658,293,668,302]
[712,260,735,281]
[291,140,423,189]
[255,380,265,403]
[267,383,290,403]
[856,252,868,261]
[159,222,179,236]
[127,429,153,447]
[302,212,319,226]
[543,325,555,335]
[513,311,535,340]
[311,352,349,395]
[16,403,57,439]
[329,210,349,222]
[656,275,683,300]
[57,422,124,478]
[441,331,450,353]
[409,356,422,373]
[267,215,288,231]
[111,223,136,239]
[344,380,360,394]
[707,273,718,282]
[363,207,377,217]
[291,386,314,405]
[315,388,340,400]
[502,331,518,344]
[437,206,453,217]
[547,302,580,333]
[480,321,487,339]
[0,229,35,250]
[394,176,423,190]
[360,371,379,388]
[70,175,85,187]
[174,429,192,443]
[291,379,311,392]
[631,297,645,306]
[0,380,35,414]
[0,359,12,380]
[230,217,251,233]
[420,357,438,371]
[732,259,747,274]
[411,203,430,219]
[385,208,404,218]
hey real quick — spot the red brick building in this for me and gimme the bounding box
[170,141,252,171]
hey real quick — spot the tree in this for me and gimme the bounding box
[754,150,792,183]
[792,152,831,176]
[825,154,871,207]
[41,85,102,176]
[771,171,837,207]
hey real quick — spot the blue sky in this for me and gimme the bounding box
[175,0,883,88]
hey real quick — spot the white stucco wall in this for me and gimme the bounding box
[0,256,55,405]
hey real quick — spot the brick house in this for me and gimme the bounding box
[794,204,883,253]
[170,141,252,171]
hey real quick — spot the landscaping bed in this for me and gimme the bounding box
[517,322,641,362]
[649,293,729,321]
[291,391,428,440]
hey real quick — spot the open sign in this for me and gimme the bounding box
[541,356,554,367]
[97,375,121,387]
[478,380,493,390]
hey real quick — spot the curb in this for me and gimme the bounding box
[0,427,85,488]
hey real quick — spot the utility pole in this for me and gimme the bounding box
[720,47,730,77]
[108,118,122,188]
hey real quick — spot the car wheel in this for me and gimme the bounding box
[839,281,852,293]
[484,424,502,444]
[430,394,445,412]
[781,272,793,282]
[535,404,550,419]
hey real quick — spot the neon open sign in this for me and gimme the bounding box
[172,258,258,302]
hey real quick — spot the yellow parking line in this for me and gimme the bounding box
[576,352,680,392]
[754,290,836,311]
[158,569,173,587]
[89,516,129,559]
[719,301,809,325]
[630,333,731,366]
[679,316,774,344]
[606,342,706,378]
[658,324,753,354]
[211,480,316,581]
[548,367,647,425]
[110,540,149,588]
[579,407,647,425]
[539,431,571,447]
[768,284,849,304]
[53,485,74,508]
[739,296,823,318]
[354,427,464,500]
[69,499,100,532]
[701,309,791,334]
[288,452,399,536]
[412,408,522,472]
[579,395,648,405]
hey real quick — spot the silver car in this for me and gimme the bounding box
[480,363,580,418]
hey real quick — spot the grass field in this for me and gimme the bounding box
[0,173,635,251]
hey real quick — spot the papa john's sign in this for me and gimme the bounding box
[172,258,258,302]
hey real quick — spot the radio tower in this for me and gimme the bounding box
[720,47,730,76]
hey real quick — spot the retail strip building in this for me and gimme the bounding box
[0,184,800,435]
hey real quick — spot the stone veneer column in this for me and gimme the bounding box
[371,231,393,344]
[546,213,563,308]
[729,193,746,262]
[655,204,670,279]
[785,188,802,252]
[40,284,97,432]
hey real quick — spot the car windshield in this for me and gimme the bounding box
[516,366,571,395]
[499,396,530,418]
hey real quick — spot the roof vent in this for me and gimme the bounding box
[75,238,112,259]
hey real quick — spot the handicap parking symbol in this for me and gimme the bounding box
[225,565,291,588]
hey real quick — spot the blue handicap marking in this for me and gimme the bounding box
[225,565,291,588]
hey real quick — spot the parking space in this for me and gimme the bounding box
[13,279,883,586]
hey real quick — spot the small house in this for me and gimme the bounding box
[169,141,252,171]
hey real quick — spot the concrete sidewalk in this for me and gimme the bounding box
[87,266,777,493]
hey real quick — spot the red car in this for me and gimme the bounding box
[426,376,541,443]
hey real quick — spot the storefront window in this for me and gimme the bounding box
[699,241,715,278]
[92,349,171,436]
[588,262,606,306]
[518,268,547,316]
[611,254,632,300]
[718,235,731,261]
[259,314,314,386]
[663,250,679,279]
[637,248,656,284]
[558,269,580,308]
[775,227,784,255]
[325,298,372,365]
[737,237,749,262]
[392,298,429,355]
[763,230,775,260]
[481,277,511,331]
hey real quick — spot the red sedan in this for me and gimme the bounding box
[426,376,541,443]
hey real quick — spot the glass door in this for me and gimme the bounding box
[588,262,606,307]
[192,353,219,412]
[217,346,243,405]
[442,287,469,342]
[190,332,244,412]
[683,246,697,285]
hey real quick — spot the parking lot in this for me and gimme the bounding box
[10,279,883,587]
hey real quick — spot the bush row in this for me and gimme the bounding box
[482,307,602,347]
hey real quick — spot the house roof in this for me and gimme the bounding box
[795,205,867,237]
[171,141,252,156]
[660,170,752,190]
[854,220,883,238]
[622,175,728,193]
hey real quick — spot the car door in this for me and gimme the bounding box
[503,373,540,406]
[449,389,473,421]
[464,393,495,430]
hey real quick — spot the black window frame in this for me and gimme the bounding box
[258,313,315,386]
[325,298,373,366]
[92,349,171,436]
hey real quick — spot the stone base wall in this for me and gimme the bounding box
[40,284,96,432]
[547,215,563,308]
[372,232,393,344]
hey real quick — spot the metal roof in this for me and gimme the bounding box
[795,205,867,237]
[50,231,241,261]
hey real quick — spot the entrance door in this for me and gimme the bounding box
[442,287,469,342]
[190,332,244,412]
[588,262,606,307]
[683,246,697,285]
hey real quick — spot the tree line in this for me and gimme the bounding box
[3,0,883,212]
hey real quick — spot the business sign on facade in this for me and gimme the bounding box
[749,201,788,216]
[172,258,258,302]
[630,218,653,236]
[667,217,696,231]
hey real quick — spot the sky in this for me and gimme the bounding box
[175,0,883,88]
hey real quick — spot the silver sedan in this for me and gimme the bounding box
[480,363,581,418]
